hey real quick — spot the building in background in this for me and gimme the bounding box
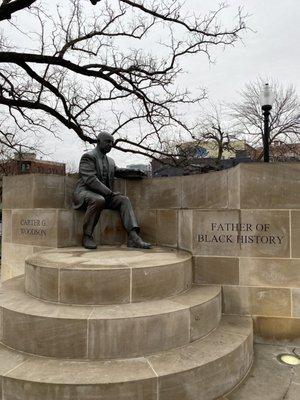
[0,152,66,176]
[152,140,254,177]
[253,141,300,162]
[126,163,151,176]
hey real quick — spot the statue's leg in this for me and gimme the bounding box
[107,194,139,233]
[82,192,105,249]
[107,194,151,249]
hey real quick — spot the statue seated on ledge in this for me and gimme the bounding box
[73,132,151,250]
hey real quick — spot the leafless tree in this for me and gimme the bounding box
[0,0,247,160]
[196,103,237,163]
[230,78,300,158]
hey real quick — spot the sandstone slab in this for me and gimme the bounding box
[0,277,220,359]
[25,246,192,305]
[239,163,300,209]
[223,285,292,317]
[0,315,253,400]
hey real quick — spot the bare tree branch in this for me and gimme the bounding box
[0,0,36,21]
[230,77,300,159]
[0,0,247,159]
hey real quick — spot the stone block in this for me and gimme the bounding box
[156,210,178,247]
[3,357,157,400]
[239,163,300,209]
[227,167,240,209]
[194,257,239,285]
[192,210,240,256]
[73,209,85,245]
[0,345,28,376]
[223,285,292,317]
[126,177,182,210]
[114,178,126,194]
[291,210,300,258]
[240,258,300,287]
[3,174,68,209]
[239,210,290,258]
[218,314,254,337]
[2,210,12,243]
[149,317,253,400]
[132,260,192,302]
[1,243,34,281]
[25,263,59,302]
[88,308,190,359]
[292,289,300,317]
[57,210,76,247]
[2,308,88,358]
[135,209,157,244]
[2,277,219,360]
[32,175,65,209]
[0,307,2,341]
[204,170,229,209]
[181,174,206,208]
[1,244,53,282]
[25,247,192,304]
[3,376,157,400]
[189,291,221,340]
[3,175,34,209]
[178,210,193,251]
[181,171,229,209]
[11,209,58,247]
[64,175,78,208]
[124,179,147,209]
[59,268,131,305]
[149,177,182,209]
[99,210,127,245]
[171,286,221,341]
[253,316,300,346]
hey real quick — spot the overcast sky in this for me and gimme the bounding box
[7,0,300,168]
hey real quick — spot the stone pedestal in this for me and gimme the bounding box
[3,163,296,345]
[0,246,253,400]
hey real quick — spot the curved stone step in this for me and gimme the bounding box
[0,276,221,359]
[0,316,253,400]
[25,246,192,305]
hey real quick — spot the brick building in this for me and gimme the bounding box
[0,153,66,176]
[253,141,300,161]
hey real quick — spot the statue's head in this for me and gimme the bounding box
[97,131,114,154]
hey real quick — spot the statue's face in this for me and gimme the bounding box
[98,134,114,154]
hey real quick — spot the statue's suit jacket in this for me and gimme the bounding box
[73,148,128,209]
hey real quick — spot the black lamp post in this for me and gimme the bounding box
[260,83,273,163]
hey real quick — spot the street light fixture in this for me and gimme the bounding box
[260,83,274,163]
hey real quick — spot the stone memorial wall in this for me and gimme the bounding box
[2,163,300,344]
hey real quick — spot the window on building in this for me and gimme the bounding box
[195,147,209,158]
[20,162,30,173]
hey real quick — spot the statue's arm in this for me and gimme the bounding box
[79,154,112,197]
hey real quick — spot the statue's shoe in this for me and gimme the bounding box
[82,235,97,250]
[127,236,152,249]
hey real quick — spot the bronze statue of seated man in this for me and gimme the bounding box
[73,132,151,250]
